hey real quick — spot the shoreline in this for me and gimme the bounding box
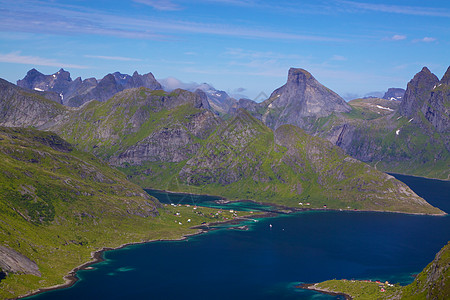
[16,189,445,299]
[297,283,353,300]
[388,172,450,182]
[147,187,447,216]
[17,210,272,300]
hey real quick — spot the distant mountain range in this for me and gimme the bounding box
[17,68,162,107]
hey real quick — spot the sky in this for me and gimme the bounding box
[0,0,449,100]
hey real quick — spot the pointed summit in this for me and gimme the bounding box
[263,67,351,129]
[440,66,450,85]
[17,68,45,89]
[399,67,439,117]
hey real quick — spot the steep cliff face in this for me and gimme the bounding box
[421,66,450,135]
[261,68,351,129]
[398,67,439,118]
[0,79,67,129]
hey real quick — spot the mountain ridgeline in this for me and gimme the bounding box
[17,68,162,107]
[0,66,448,299]
[235,67,449,180]
[0,75,444,215]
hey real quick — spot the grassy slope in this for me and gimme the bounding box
[312,100,449,180]
[53,88,215,160]
[120,111,443,215]
[0,127,247,299]
[314,241,450,299]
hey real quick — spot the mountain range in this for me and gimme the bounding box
[17,68,162,107]
[0,65,448,298]
[0,74,444,213]
[235,67,449,180]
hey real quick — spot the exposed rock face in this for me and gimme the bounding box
[111,108,218,166]
[47,87,220,166]
[383,88,405,101]
[398,67,439,118]
[17,69,162,107]
[0,245,40,277]
[422,66,450,134]
[0,79,67,129]
[263,68,351,129]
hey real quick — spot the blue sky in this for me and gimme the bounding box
[0,0,449,100]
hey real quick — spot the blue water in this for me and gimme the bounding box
[145,188,280,212]
[28,174,450,299]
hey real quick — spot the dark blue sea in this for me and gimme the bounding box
[27,174,450,299]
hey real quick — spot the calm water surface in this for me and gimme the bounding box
[28,174,450,299]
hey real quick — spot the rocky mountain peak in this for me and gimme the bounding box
[264,67,351,129]
[412,67,438,87]
[287,67,313,83]
[440,66,450,85]
[17,69,45,90]
[399,67,439,117]
[27,68,42,77]
[54,68,71,81]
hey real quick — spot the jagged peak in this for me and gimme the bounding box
[440,66,450,85]
[27,68,42,76]
[420,66,431,74]
[411,66,439,84]
[53,68,71,81]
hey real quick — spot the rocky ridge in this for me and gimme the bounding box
[17,68,162,107]
[0,80,442,214]
[383,87,405,101]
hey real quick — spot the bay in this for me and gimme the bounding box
[27,174,450,299]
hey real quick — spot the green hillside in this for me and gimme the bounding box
[312,241,450,299]
[0,127,245,299]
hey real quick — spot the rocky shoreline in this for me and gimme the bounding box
[297,283,353,300]
[16,210,272,300]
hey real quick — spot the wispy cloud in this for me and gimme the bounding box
[84,55,142,61]
[389,34,407,41]
[0,52,89,69]
[133,0,182,11]
[341,1,450,17]
[414,37,437,43]
[0,1,344,42]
